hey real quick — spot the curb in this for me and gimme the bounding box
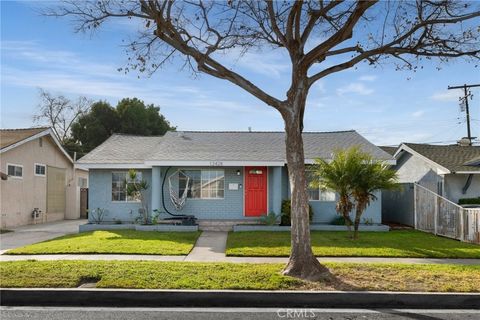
[1,289,480,309]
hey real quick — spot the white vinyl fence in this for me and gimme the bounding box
[414,183,480,244]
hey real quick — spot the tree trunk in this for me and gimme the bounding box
[281,85,329,281]
[353,198,367,240]
[353,209,361,240]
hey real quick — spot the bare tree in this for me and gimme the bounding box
[33,89,92,144]
[46,0,480,280]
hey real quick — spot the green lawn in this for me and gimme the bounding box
[1,260,479,292]
[226,230,480,258]
[6,230,201,255]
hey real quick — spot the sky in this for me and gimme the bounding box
[1,1,479,146]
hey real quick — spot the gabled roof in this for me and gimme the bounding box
[0,127,49,149]
[379,146,398,156]
[395,143,480,173]
[78,130,394,167]
[0,127,73,163]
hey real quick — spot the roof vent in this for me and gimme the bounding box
[248,127,252,132]
[457,137,473,147]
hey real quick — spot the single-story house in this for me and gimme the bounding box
[381,142,480,225]
[77,131,393,227]
[0,127,88,228]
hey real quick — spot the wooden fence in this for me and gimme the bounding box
[414,183,480,244]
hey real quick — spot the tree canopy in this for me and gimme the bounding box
[71,98,175,157]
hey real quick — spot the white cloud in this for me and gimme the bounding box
[336,83,374,96]
[358,75,377,82]
[215,47,289,78]
[412,110,425,118]
[430,90,460,102]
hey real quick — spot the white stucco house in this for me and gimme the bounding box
[0,127,88,228]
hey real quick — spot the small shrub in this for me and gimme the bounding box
[459,198,480,205]
[280,200,314,226]
[260,212,281,225]
[90,208,106,224]
[330,215,346,225]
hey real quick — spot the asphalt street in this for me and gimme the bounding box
[1,307,479,320]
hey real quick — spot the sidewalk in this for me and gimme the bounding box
[1,254,479,265]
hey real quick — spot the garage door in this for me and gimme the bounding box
[47,166,66,214]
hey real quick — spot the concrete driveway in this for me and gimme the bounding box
[0,219,86,253]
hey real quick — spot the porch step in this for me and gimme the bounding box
[197,219,261,232]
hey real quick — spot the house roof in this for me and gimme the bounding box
[78,130,393,167]
[379,146,398,156]
[0,127,73,164]
[79,134,164,164]
[398,143,480,173]
[0,127,49,149]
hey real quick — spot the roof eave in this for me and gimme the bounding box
[0,128,73,164]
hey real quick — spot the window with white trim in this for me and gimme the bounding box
[306,171,336,201]
[179,169,225,199]
[78,177,88,188]
[34,164,46,176]
[7,164,23,178]
[112,171,142,202]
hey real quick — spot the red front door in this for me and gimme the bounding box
[245,166,267,216]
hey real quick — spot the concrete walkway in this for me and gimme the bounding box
[0,220,86,254]
[185,231,228,261]
[1,254,479,265]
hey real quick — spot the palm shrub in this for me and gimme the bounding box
[126,169,149,224]
[351,155,398,239]
[310,148,365,232]
[260,211,281,225]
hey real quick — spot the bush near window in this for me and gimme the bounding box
[280,200,313,226]
[459,198,480,205]
[330,216,347,225]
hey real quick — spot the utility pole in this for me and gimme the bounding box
[448,83,480,146]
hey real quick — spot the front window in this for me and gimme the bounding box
[306,171,336,201]
[7,164,23,178]
[179,169,225,199]
[112,171,142,202]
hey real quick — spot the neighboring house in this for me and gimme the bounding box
[381,142,480,226]
[392,143,480,202]
[78,131,393,226]
[0,127,88,228]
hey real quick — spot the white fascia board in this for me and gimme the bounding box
[395,143,451,174]
[144,160,286,167]
[77,163,152,169]
[451,171,480,174]
[1,129,73,163]
[304,158,396,165]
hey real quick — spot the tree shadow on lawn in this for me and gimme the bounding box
[298,267,362,291]
[99,230,200,243]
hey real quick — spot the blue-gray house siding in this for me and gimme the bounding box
[88,169,152,223]
[88,166,382,224]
